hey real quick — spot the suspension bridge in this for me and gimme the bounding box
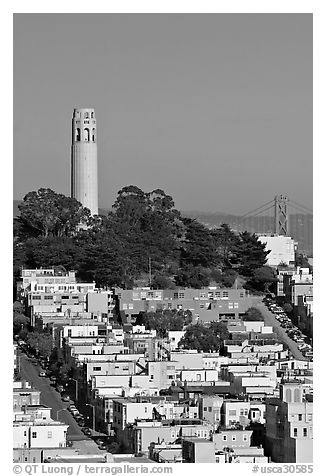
[232,195,313,255]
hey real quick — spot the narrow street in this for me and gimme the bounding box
[253,299,307,361]
[18,350,87,440]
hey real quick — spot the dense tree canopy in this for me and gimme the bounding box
[234,231,270,276]
[178,321,229,353]
[14,186,270,290]
[137,309,192,338]
[17,188,91,239]
[13,301,29,337]
[242,307,264,321]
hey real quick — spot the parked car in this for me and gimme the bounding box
[68,405,77,413]
[39,371,47,377]
[56,385,64,393]
[50,376,57,382]
[61,395,70,402]
[81,427,92,436]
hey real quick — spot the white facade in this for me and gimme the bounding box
[71,108,98,215]
[13,419,68,449]
[168,331,185,350]
[258,234,295,266]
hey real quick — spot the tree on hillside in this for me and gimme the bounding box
[249,266,277,292]
[211,223,241,270]
[175,264,211,288]
[180,218,217,268]
[111,186,182,276]
[18,188,91,238]
[221,269,238,288]
[234,231,270,276]
[151,274,176,290]
[112,185,149,232]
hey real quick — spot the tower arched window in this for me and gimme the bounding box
[91,112,94,118]
[92,128,96,141]
[85,112,89,119]
[84,128,90,141]
[76,128,81,141]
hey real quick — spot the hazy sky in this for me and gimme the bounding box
[13,13,312,214]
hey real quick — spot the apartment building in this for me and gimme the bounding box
[265,382,313,462]
[114,287,254,322]
[220,399,266,427]
[13,386,41,410]
[212,428,268,462]
[13,414,68,450]
[198,395,223,429]
[125,419,214,454]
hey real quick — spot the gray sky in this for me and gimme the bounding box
[13,13,312,214]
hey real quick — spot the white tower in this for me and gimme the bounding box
[71,108,98,215]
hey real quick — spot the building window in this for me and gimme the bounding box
[94,366,101,371]
[223,435,227,441]
[204,407,207,412]
[47,431,52,438]
[232,435,236,441]
[303,428,308,437]
[243,435,248,441]
[32,432,37,438]
[293,428,298,437]
[76,128,81,141]
[92,128,96,141]
[298,414,302,421]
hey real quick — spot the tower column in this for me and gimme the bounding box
[71,108,98,215]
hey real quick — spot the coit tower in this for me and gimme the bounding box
[71,108,98,215]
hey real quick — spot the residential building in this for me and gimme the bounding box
[265,382,313,462]
[182,438,216,463]
[257,235,296,267]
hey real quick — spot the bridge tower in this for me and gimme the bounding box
[274,194,289,235]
